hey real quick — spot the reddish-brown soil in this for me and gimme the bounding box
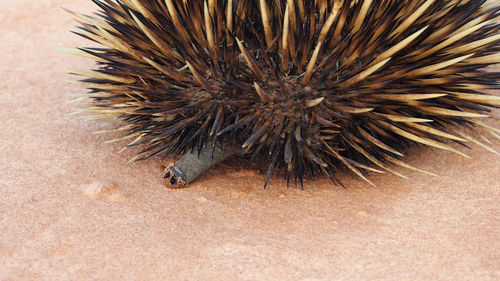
[1,1,499,280]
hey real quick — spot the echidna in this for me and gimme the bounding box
[69,0,500,188]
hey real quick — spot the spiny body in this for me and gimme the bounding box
[70,0,500,187]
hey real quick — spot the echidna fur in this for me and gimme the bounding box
[69,0,500,188]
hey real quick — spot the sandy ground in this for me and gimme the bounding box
[0,1,499,280]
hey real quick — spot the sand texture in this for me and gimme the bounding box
[1,1,499,280]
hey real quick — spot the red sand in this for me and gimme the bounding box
[1,1,499,280]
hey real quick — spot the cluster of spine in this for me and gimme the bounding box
[70,0,500,187]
